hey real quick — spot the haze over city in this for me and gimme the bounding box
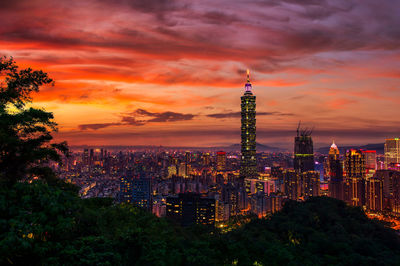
[1,0,400,148]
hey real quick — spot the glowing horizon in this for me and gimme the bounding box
[1,0,400,148]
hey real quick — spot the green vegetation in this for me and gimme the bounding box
[1,57,400,265]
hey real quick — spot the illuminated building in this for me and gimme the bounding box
[364,150,377,170]
[119,176,133,203]
[240,70,257,179]
[132,177,152,210]
[202,153,210,166]
[375,170,400,211]
[302,171,320,198]
[345,149,366,207]
[166,193,215,227]
[185,151,192,164]
[222,183,240,216]
[283,170,300,200]
[294,124,314,173]
[83,148,89,165]
[167,165,177,178]
[385,138,400,169]
[392,174,400,213]
[328,141,344,200]
[216,151,227,171]
[366,177,383,211]
[245,178,277,195]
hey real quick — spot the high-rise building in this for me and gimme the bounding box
[366,177,383,211]
[328,141,344,201]
[132,177,152,210]
[363,150,377,171]
[283,170,301,201]
[302,171,320,199]
[385,138,400,169]
[345,149,366,207]
[166,193,215,227]
[202,153,210,167]
[83,148,89,165]
[240,70,257,179]
[119,176,133,203]
[216,151,227,171]
[294,124,314,173]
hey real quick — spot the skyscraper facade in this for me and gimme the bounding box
[216,151,227,171]
[294,125,314,173]
[385,138,400,169]
[240,70,257,179]
[327,141,344,201]
[345,149,366,207]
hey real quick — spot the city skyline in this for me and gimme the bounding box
[1,0,400,148]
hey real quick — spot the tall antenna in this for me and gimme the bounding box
[297,121,301,137]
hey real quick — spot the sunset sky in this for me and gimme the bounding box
[1,0,400,149]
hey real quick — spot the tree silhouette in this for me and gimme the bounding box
[0,56,67,187]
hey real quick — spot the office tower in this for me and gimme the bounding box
[327,141,340,175]
[222,183,240,216]
[168,165,177,178]
[345,149,366,207]
[89,148,94,166]
[328,141,344,200]
[216,151,227,171]
[240,70,257,179]
[83,148,89,165]
[385,138,400,169]
[302,171,320,199]
[185,151,191,164]
[392,174,400,214]
[294,124,314,173]
[375,170,400,211]
[366,177,383,211]
[132,177,152,210]
[283,170,300,200]
[363,150,377,171]
[166,193,215,227]
[202,153,210,166]
[119,176,133,203]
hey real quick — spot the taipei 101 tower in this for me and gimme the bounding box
[240,70,257,179]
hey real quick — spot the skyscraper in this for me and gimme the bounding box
[327,141,344,200]
[294,124,314,173]
[132,176,152,210]
[345,149,366,207]
[216,151,226,171]
[240,70,257,179]
[385,138,400,169]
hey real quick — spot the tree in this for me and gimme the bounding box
[0,56,67,187]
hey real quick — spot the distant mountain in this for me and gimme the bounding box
[71,143,284,152]
[317,143,384,154]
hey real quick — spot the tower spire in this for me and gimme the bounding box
[244,69,252,93]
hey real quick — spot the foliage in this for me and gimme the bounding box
[217,197,400,265]
[2,185,400,265]
[0,56,67,187]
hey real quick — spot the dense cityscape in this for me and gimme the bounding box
[53,72,400,229]
[2,1,400,264]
